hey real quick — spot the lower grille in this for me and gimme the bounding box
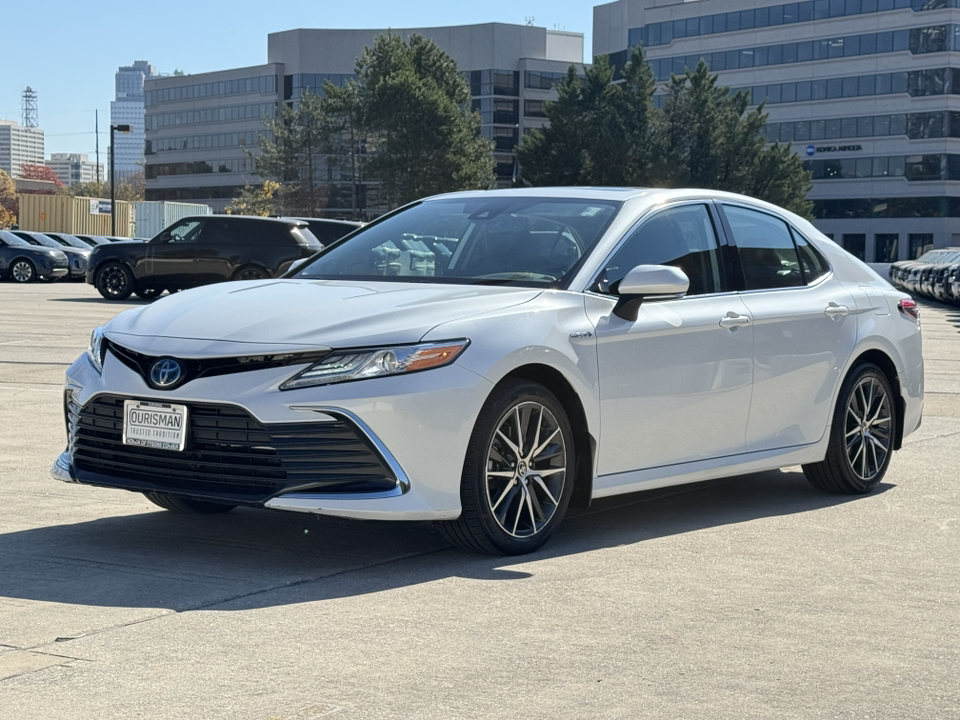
[67,394,397,504]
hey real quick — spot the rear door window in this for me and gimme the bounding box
[722,205,804,290]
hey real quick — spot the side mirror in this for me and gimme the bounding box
[613,264,690,321]
[288,257,309,274]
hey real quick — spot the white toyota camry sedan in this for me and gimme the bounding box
[53,188,924,555]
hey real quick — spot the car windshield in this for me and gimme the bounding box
[50,234,89,249]
[1,233,32,247]
[293,197,622,286]
[19,233,57,248]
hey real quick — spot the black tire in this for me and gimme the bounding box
[440,379,575,555]
[803,363,897,494]
[232,265,267,281]
[134,286,163,300]
[95,262,134,300]
[143,491,237,514]
[10,259,36,283]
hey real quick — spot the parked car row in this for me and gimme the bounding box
[0,231,70,282]
[88,215,359,300]
[889,248,960,303]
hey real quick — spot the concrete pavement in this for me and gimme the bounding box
[0,281,957,719]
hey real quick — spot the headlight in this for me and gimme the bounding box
[280,339,469,390]
[87,327,106,373]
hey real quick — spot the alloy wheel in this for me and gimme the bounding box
[99,265,130,298]
[485,401,567,538]
[844,375,893,482]
[11,260,35,283]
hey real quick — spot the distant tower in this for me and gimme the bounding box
[22,86,38,128]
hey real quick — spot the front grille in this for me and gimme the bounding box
[67,394,397,505]
[105,339,328,390]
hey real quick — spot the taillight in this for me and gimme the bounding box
[898,298,920,325]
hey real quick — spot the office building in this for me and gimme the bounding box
[0,118,45,178]
[595,0,960,262]
[45,153,104,186]
[143,23,583,214]
[111,61,156,181]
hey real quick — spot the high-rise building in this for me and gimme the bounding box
[45,153,104,186]
[0,118,45,178]
[143,24,584,214]
[111,61,156,182]
[594,0,960,262]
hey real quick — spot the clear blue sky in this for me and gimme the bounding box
[2,0,597,159]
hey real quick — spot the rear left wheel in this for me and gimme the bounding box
[803,363,896,494]
[441,379,575,555]
[134,286,163,300]
[232,265,267,281]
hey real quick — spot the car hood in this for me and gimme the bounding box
[105,279,542,354]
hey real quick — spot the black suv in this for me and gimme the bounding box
[87,215,321,300]
[282,217,362,246]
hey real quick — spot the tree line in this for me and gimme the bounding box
[517,48,812,217]
[228,32,496,218]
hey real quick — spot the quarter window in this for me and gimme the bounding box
[792,229,831,282]
[723,205,805,290]
[597,204,722,296]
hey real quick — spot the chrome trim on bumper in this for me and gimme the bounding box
[288,405,411,496]
[51,451,79,483]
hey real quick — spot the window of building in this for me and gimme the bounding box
[875,234,900,262]
[842,234,867,260]
[909,233,934,258]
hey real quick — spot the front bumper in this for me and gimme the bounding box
[67,256,88,279]
[53,349,493,521]
[40,266,69,281]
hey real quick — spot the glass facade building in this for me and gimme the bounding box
[144,24,583,215]
[111,61,156,182]
[595,0,960,261]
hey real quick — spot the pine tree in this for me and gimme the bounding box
[357,33,494,207]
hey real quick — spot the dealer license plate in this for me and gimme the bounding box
[122,400,188,452]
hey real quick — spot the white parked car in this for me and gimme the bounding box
[53,188,924,554]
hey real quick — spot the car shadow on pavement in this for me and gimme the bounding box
[0,469,889,614]
[47,297,146,305]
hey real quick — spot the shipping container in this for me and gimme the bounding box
[18,195,134,237]
[132,201,211,239]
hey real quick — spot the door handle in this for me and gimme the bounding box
[824,303,849,319]
[719,312,751,330]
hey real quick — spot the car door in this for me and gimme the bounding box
[718,203,858,452]
[590,202,754,478]
[0,237,10,274]
[146,218,204,287]
[191,217,235,283]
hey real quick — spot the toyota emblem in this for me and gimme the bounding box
[149,358,183,388]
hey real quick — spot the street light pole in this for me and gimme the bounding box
[109,124,131,236]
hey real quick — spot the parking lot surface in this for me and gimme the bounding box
[1,281,958,719]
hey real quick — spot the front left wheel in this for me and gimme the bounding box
[95,262,134,300]
[10,259,36,283]
[441,379,575,555]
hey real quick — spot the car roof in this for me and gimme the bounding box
[283,217,363,227]
[423,186,802,213]
[204,214,307,225]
